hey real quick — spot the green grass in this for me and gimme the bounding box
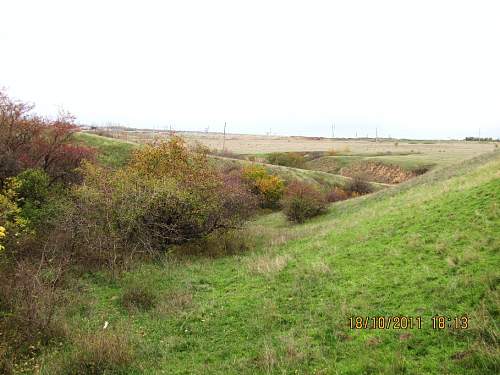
[75,132,139,168]
[38,151,500,374]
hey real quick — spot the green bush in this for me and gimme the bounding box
[13,169,72,235]
[16,169,50,204]
[282,181,327,223]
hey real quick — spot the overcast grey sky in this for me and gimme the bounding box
[1,0,499,139]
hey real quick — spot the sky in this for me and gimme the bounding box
[1,0,499,139]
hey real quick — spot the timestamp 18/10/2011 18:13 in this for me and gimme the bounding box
[348,316,469,330]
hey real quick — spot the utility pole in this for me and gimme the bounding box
[479,128,481,139]
[375,127,378,142]
[331,122,335,138]
[222,122,227,152]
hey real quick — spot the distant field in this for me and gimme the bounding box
[99,130,497,168]
[85,130,497,186]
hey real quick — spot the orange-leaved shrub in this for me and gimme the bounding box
[242,165,284,209]
[282,180,328,223]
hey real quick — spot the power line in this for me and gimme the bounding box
[222,122,227,152]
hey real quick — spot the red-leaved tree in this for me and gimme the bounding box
[0,89,95,185]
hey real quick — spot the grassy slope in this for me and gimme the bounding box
[41,151,499,374]
[214,155,389,190]
[75,132,138,168]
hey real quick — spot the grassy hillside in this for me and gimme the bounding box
[75,132,138,168]
[39,151,499,374]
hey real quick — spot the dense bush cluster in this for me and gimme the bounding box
[281,181,328,223]
[69,137,257,261]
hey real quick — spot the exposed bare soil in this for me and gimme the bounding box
[340,161,418,184]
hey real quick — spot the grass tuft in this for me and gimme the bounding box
[45,331,136,375]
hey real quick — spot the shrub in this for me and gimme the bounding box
[267,152,305,168]
[242,165,285,209]
[16,169,50,204]
[344,176,374,195]
[326,187,351,202]
[220,170,258,220]
[282,181,328,223]
[0,259,67,352]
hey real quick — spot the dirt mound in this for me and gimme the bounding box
[341,162,417,184]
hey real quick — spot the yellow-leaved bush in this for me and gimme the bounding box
[0,178,28,254]
[242,165,284,208]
